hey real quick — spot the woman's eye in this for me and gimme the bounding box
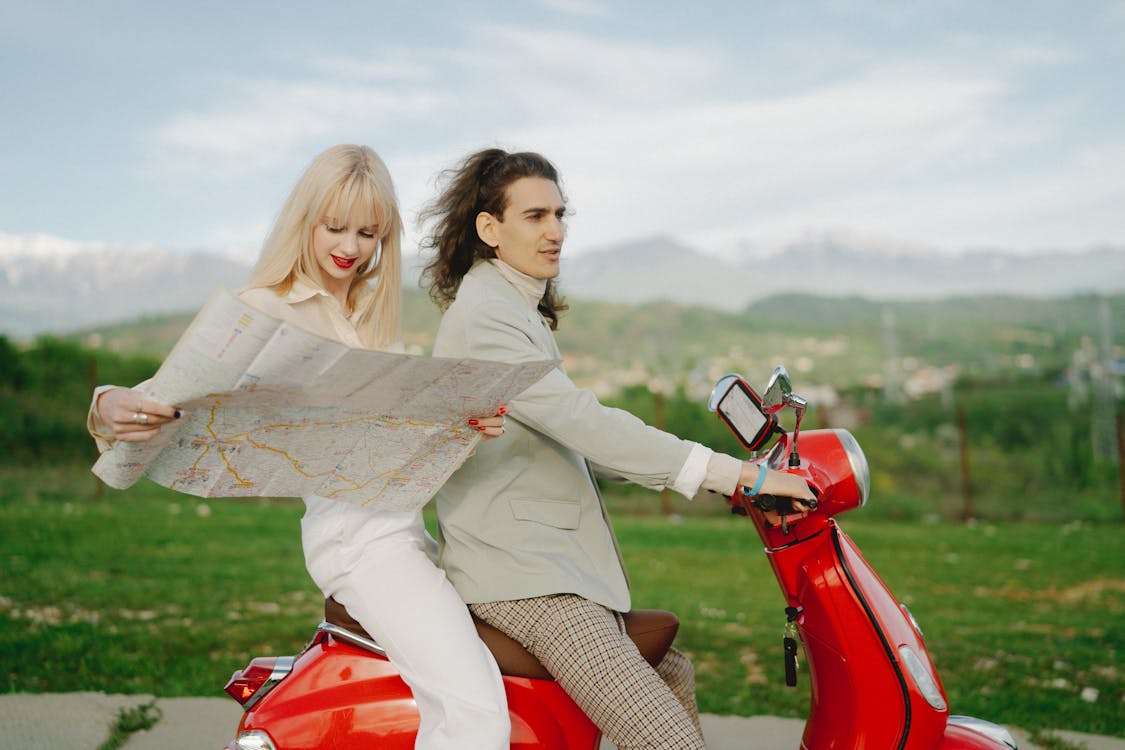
[325,225,344,233]
[359,230,376,239]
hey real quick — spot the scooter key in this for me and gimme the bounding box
[783,620,799,687]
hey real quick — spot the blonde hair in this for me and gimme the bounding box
[250,144,403,348]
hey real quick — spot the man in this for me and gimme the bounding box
[421,148,814,749]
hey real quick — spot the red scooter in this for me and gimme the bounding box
[221,365,1018,750]
[707,366,1016,749]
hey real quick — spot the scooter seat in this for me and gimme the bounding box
[323,597,679,681]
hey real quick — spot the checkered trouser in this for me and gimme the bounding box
[470,594,706,750]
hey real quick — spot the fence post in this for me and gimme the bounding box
[1117,410,1124,524]
[957,402,972,521]
[654,389,672,517]
[88,355,104,498]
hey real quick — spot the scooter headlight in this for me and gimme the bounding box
[898,645,947,710]
[833,429,870,506]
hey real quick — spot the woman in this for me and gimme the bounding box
[89,144,511,750]
[420,148,815,750]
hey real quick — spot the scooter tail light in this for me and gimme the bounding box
[233,730,278,750]
[898,645,947,710]
[224,656,296,709]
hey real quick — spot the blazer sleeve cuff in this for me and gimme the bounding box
[668,443,714,500]
[701,452,744,497]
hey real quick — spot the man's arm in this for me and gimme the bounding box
[460,299,695,493]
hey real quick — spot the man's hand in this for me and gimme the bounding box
[738,462,816,515]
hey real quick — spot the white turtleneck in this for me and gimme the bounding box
[487,258,744,500]
[489,258,548,310]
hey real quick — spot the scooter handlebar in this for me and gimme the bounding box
[749,493,818,514]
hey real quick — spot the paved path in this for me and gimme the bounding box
[1,692,1121,749]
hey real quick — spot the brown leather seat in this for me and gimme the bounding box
[324,597,679,681]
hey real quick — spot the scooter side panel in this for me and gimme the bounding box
[236,635,604,750]
[505,675,601,750]
[777,532,912,750]
[240,638,421,749]
[835,529,951,749]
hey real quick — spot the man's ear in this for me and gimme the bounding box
[476,211,499,249]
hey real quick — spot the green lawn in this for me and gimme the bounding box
[1,465,1122,738]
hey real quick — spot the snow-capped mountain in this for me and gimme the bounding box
[0,233,252,337]
[2,231,1123,338]
[561,236,1125,311]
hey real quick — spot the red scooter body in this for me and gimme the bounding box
[227,626,601,749]
[222,369,1018,750]
[224,604,680,749]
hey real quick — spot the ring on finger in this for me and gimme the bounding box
[134,411,149,425]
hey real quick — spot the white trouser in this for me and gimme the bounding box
[301,497,510,750]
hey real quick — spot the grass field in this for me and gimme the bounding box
[1,464,1122,739]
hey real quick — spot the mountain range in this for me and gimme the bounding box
[564,236,1125,311]
[3,230,1123,338]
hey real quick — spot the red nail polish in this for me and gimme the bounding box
[498,406,507,415]
[468,419,479,425]
[477,426,486,431]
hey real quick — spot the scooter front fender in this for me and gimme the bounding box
[937,716,1018,749]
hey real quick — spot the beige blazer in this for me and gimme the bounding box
[432,261,694,612]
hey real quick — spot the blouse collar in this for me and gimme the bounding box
[284,279,374,319]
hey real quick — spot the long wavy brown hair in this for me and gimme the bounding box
[419,148,568,329]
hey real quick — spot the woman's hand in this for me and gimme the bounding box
[468,406,508,441]
[95,387,180,443]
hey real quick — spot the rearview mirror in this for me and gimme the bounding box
[762,366,793,414]
[708,374,778,451]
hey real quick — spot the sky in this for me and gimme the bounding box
[2,0,1124,262]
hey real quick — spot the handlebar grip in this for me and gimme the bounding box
[752,494,817,513]
[753,494,778,512]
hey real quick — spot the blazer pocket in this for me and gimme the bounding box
[509,498,581,530]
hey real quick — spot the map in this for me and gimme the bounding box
[93,289,556,512]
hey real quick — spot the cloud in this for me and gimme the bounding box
[461,24,723,114]
[536,0,612,17]
[492,65,1010,251]
[138,17,1123,256]
[146,76,450,180]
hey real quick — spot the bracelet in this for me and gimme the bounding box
[748,465,768,496]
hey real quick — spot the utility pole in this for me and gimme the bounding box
[1092,297,1118,461]
[882,307,903,405]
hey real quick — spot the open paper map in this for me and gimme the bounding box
[93,289,556,512]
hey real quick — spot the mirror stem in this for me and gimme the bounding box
[787,394,808,468]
